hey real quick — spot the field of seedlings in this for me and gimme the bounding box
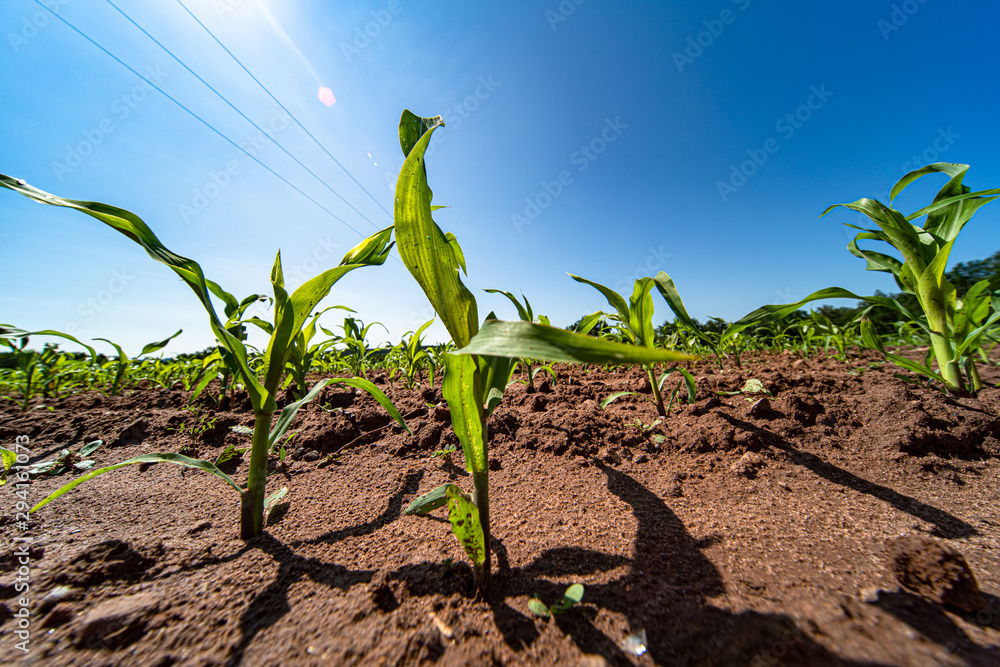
[2,113,1000,665]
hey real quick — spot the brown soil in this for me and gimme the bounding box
[2,350,999,666]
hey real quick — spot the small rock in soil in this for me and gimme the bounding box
[731,451,764,478]
[187,521,212,535]
[633,453,648,464]
[74,592,160,649]
[637,377,652,393]
[695,397,722,416]
[303,450,320,462]
[42,602,76,628]
[887,535,987,612]
[749,398,772,418]
[111,418,149,447]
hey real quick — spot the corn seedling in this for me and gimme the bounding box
[0,174,411,538]
[392,110,694,594]
[283,305,351,399]
[570,274,696,416]
[0,327,97,411]
[484,289,551,391]
[328,316,386,379]
[395,318,436,388]
[93,330,182,396]
[727,163,1000,394]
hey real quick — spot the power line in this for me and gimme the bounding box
[174,0,394,220]
[30,0,370,240]
[104,0,381,231]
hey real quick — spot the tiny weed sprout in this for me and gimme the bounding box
[0,174,411,539]
[392,110,694,594]
[0,447,17,486]
[528,583,585,619]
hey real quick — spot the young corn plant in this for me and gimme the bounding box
[330,316,387,379]
[396,318,436,388]
[569,274,693,417]
[391,110,694,595]
[483,289,551,391]
[729,163,1000,394]
[283,305,351,399]
[652,273,744,368]
[0,327,97,410]
[0,174,411,538]
[93,330,182,396]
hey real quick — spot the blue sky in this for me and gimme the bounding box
[2,0,999,355]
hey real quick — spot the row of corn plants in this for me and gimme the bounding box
[2,109,999,595]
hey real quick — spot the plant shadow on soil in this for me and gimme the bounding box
[233,461,879,666]
[715,413,979,539]
[227,471,426,666]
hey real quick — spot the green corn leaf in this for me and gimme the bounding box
[442,353,487,473]
[0,174,264,411]
[574,311,607,335]
[454,320,697,366]
[822,198,928,271]
[139,329,183,356]
[31,452,244,513]
[403,483,452,516]
[568,274,631,327]
[600,391,639,408]
[861,319,948,385]
[890,163,998,244]
[677,368,697,403]
[482,353,516,416]
[394,110,479,348]
[724,287,923,340]
[261,230,392,403]
[267,376,411,453]
[446,484,486,566]
[628,277,657,348]
[0,326,98,362]
[399,110,444,157]
[649,273,701,334]
[484,289,533,322]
